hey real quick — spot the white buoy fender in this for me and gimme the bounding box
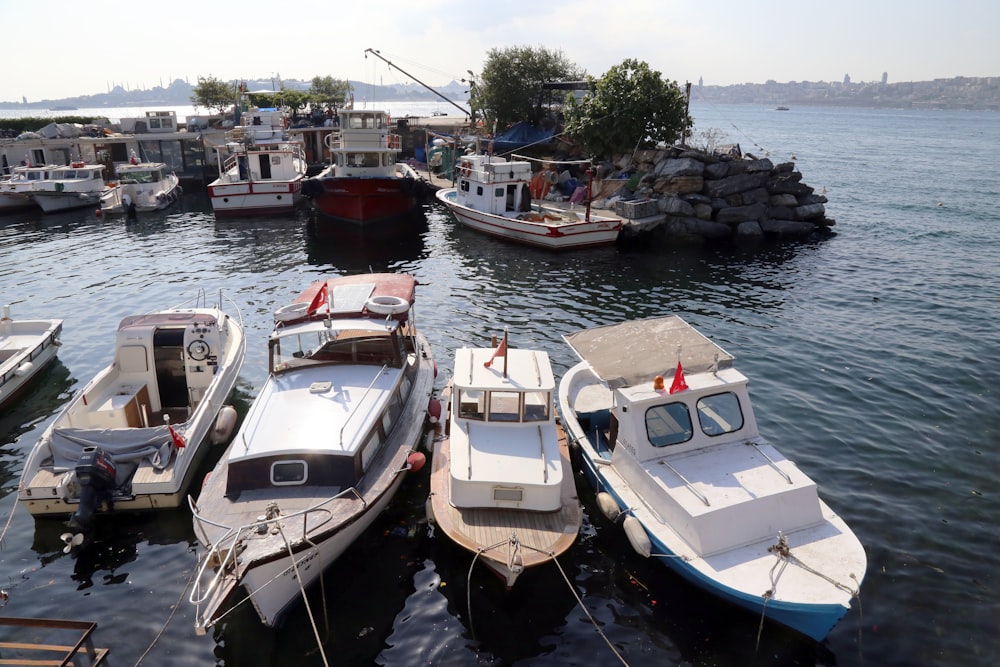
[211,405,238,444]
[422,429,435,453]
[596,492,621,522]
[14,361,34,377]
[623,515,652,558]
[365,295,410,315]
[425,496,436,524]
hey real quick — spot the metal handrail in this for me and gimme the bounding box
[658,459,711,506]
[339,364,389,445]
[746,440,794,484]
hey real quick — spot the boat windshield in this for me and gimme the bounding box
[271,328,400,372]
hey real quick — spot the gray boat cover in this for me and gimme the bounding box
[49,426,175,472]
[562,315,734,389]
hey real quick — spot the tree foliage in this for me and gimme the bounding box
[309,76,351,109]
[190,76,238,115]
[563,59,691,159]
[471,46,584,131]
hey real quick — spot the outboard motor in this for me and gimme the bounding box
[67,446,117,532]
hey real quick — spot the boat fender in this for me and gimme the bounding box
[596,492,621,522]
[425,495,436,524]
[407,450,426,473]
[427,397,442,424]
[623,514,652,558]
[422,428,436,453]
[211,405,238,444]
[365,295,409,315]
[274,301,309,322]
[14,361,34,377]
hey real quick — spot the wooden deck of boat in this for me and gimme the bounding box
[428,419,582,573]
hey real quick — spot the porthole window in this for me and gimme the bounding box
[271,460,307,485]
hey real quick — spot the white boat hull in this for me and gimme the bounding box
[32,190,104,213]
[0,313,63,411]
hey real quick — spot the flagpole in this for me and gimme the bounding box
[503,327,508,378]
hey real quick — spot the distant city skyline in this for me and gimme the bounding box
[2,0,996,103]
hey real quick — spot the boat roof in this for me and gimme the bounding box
[453,347,554,391]
[277,273,417,324]
[117,309,220,330]
[563,315,734,389]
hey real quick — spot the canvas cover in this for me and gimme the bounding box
[49,426,174,473]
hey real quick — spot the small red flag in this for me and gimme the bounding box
[484,331,507,368]
[669,362,688,394]
[168,424,186,449]
[307,282,329,315]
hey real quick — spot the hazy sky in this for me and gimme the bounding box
[2,0,995,102]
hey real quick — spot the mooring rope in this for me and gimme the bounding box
[134,561,200,666]
[551,556,630,666]
[0,499,17,548]
[278,524,329,667]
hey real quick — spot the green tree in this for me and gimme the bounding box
[190,76,238,115]
[471,46,584,131]
[563,59,691,159]
[309,75,351,110]
[248,89,311,115]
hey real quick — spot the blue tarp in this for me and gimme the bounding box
[491,121,555,153]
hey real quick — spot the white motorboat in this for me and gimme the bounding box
[189,272,436,631]
[208,107,307,217]
[29,162,110,213]
[557,315,866,641]
[427,333,581,587]
[18,291,245,536]
[100,160,181,216]
[0,305,63,411]
[435,154,622,250]
[0,164,48,212]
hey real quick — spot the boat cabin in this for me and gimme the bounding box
[65,311,230,430]
[323,109,402,177]
[448,346,563,511]
[455,155,534,216]
[114,162,170,185]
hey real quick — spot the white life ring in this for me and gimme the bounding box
[365,295,409,315]
[324,132,338,149]
[274,301,309,322]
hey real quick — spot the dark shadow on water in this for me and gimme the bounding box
[305,208,429,273]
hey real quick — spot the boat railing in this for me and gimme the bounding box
[188,485,368,607]
[657,458,711,506]
[746,440,793,484]
[339,364,389,445]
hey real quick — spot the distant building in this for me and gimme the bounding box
[844,73,851,85]
[882,72,888,85]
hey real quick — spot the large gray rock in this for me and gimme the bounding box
[654,157,705,179]
[704,172,770,198]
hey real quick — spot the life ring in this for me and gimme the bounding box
[274,301,309,322]
[365,295,409,315]
[459,159,471,178]
[324,132,338,149]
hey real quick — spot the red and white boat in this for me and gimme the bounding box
[189,273,437,631]
[301,109,427,237]
[435,155,623,250]
[208,107,307,217]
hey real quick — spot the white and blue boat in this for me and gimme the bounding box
[557,315,866,641]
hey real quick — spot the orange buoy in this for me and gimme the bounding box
[427,398,442,424]
[407,451,426,473]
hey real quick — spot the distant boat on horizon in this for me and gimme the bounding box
[49,105,78,111]
[776,105,790,111]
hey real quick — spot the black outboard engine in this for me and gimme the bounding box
[67,446,117,532]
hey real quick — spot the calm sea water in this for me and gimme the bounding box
[1,103,998,667]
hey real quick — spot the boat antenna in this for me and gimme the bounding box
[364,48,470,119]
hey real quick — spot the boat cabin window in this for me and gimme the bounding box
[523,390,550,422]
[272,329,398,371]
[645,402,693,447]
[489,390,520,422]
[458,389,486,420]
[696,392,744,436]
[271,460,308,485]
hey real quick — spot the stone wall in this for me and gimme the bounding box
[591,147,836,244]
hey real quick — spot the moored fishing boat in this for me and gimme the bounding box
[100,159,181,216]
[207,107,307,217]
[0,305,63,411]
[427,332,581,587]
[557,315,866,641]
[0,164,48,212]
[18,291,245,538]
[435,154,622,250]
[30,162,110,213]
[189,272,436,631]
[301,109,427,237]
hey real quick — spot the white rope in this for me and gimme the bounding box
[278,524,330,667]
[134,563,200,666]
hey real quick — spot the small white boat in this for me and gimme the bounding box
[427,333,581,587]
[30,162,110,213]
[435,154,622,250]
[189,273,436,631]
[100,160,181,216]
[18,291,245,536]
[0,165,48,212]
[0,305,63,411]
[557,315,866,641]
[208,107,307,217]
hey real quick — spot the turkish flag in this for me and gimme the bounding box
[485,331,508,369]
[168,424,186,449]
[307,282,329,315]
[669,362,688,394]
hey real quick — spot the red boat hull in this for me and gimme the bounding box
[305,176,421,229]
